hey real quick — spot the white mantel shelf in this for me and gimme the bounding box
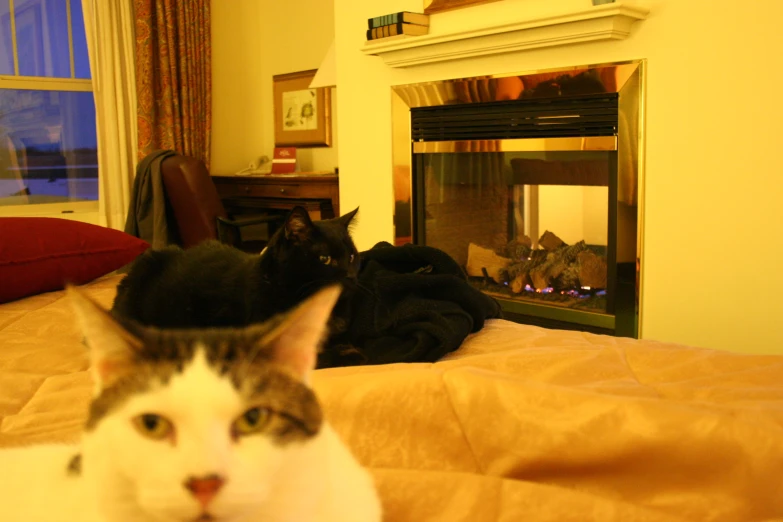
[361,2,649,68]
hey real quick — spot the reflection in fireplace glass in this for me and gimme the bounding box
[418,150,615,316]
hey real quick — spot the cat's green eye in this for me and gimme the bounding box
[233,407,271,436]
[132,414,173,440]
[319,255,332,266]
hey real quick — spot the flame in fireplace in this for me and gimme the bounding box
[523,284,607,299]
[524,284,554,294]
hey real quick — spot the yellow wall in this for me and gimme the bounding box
[334,0,783,354]
[211,0,337,176]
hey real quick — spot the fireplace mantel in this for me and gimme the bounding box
[361,2,649,68]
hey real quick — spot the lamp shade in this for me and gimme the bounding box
[309,40,336,89]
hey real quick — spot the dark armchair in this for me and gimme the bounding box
[160,154,282,251]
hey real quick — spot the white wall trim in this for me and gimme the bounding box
[0,201,99,224]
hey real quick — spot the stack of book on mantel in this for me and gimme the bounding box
[366,11,429,42]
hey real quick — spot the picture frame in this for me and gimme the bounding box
[423,0,500,14]
[273,69,332,148]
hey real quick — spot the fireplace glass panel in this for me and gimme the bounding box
[416,149,616,317]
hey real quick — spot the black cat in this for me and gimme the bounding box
[111,206,359,330]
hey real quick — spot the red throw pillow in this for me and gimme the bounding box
[0,217,149,303]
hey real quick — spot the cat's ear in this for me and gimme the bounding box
[66,286,143,392]
[285,206,315,242]
[260,285,341,381]
[337,206,359,228]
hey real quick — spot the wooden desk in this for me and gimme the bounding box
[212,173,339,220]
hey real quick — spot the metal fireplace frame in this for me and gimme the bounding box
[391,60,646,337]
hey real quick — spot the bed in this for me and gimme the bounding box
[2,274,783,521]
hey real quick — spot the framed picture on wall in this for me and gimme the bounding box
[423,0,500,14]
[273,69,332,148]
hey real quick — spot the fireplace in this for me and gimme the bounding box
[392,61,644,337]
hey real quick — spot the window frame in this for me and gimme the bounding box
[0,0,97,219]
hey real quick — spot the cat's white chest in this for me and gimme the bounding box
[260,425,381,522]
[0,444,100,521]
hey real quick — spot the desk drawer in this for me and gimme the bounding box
[229,183,304,199]
[212,175,339,217]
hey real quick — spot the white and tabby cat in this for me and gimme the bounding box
[0,285,381,522]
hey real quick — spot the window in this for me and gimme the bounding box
[0,0,96,213]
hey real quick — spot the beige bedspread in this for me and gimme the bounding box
[1,277,783,521]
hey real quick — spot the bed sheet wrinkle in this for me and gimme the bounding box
[0,312,25,331]
[374,468,691,522]
[1,371,91,444]
[440,360,783,520]
[314,367,479,474]
[0,374,45,416]
[440,370,484,474]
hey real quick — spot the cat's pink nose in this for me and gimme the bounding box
[185,474,225,509]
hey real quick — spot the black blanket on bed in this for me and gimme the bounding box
[319,242,502,368]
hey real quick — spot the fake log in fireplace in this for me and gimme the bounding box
[466,234,608,313]
[392,61,644,337]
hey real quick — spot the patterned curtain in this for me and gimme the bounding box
[134,0,211,167]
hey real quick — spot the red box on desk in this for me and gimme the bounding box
[271,147,297,174]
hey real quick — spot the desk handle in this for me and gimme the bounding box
[280,188,286,194]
